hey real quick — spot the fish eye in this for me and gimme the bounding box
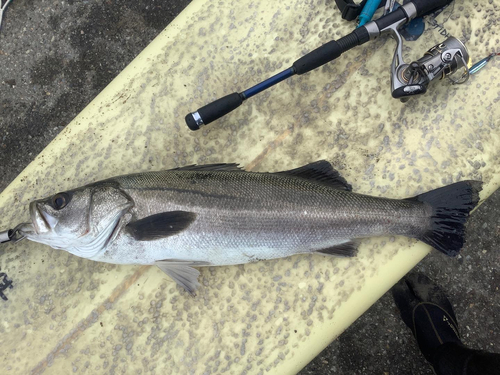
[51,193,70,210]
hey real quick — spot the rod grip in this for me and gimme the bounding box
[185,93,243,131]
[412,0,453,17]
[292,28,369,75]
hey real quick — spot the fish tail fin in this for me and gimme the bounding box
[411,181,482,257]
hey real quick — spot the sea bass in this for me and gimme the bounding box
[19,161,482,294]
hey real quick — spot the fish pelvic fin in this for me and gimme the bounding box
[155,260,211,296]
[315,240,359,257]
[408,180,483,257]
[278,160,352,191]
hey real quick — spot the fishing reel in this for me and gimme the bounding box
[390,34,470,101]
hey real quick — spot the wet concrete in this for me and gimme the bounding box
[0,0,188,193]
[0,1,498,374]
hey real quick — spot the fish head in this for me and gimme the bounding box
[21,183,133,258]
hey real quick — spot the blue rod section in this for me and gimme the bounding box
[358,0,381,27]
[242,67,295,99]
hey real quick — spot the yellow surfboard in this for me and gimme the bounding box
[1,1,498,374]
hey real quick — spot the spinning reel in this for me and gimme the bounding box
[390,34,469,101]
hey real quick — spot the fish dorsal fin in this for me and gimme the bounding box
[155,260,211,296]
[278,161,352,191]
[315,240,359,257]
[173,164,243,172]
[126,211,196,241]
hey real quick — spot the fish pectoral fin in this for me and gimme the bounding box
[278,160,352,191]
[155,260,210,296]
[315,240,359,257]
[126,211,197,241]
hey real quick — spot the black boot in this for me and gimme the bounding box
[391,272,462,364]
[391,272,500,375]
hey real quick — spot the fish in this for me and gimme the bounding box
[18,161,482,295]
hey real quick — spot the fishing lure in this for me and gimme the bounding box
[469,52,500,75]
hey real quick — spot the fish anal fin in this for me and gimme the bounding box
[155,260,210,296]
[126,211,196,241]
[278,160,352,191]
[315,240,359,257]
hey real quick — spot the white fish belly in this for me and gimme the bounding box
[93,225,351,266]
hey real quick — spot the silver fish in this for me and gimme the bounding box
[19,161,482,294]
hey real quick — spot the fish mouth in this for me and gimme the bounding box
[30,202,58,234]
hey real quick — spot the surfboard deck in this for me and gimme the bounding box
[1,1,498,373]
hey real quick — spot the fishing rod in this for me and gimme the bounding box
[185,0,458,131]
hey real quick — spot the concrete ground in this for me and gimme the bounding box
[0,1,498,374]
